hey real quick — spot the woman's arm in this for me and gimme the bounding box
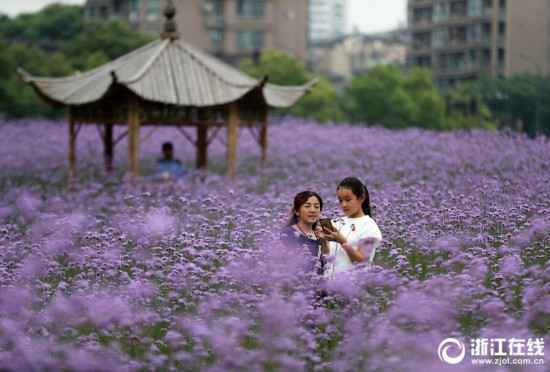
[322,229,366,263]
[340,240,367,263]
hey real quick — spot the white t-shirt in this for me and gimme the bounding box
[323,215,382,279]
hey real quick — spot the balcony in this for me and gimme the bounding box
[448,37,467,47]
[409,0,434,8]
[204,14,225,29]
[436,64,484,78]
[408,45,432,56]
[411,19,434,31]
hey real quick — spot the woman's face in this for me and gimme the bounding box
[337,187,364,217]
[295,196,321,225]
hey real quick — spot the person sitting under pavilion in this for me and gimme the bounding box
[157,142,187,179]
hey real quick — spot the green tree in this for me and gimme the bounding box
[0,41,73,118]
[413,90,447,129]
[0,4,84,52]
[446,81,496,130]
[290,77,343,123]
[341,65,403,126]
[342,65,446,129]
[0,4,153,118]
[240,49,310,85]
[406,68,446,129]
[476,73,550,137]
[240,49,342,122]
[62,20,153,70]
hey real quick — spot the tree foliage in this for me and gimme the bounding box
[446,81,496,130]
[240,49,343,123]
[474,73,550,137]
[2,4,547,136]
[342,66,446,129]
[0,4,153,118]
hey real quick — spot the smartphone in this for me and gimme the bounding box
[319,218,335,232]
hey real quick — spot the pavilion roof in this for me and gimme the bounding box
[18,38,316,109]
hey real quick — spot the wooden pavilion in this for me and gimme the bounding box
[18,0,316,184]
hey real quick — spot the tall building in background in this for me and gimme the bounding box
[84,0,309,64]
[309,0,348,42]
[407,0,550,89]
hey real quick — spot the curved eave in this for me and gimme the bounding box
[19,67,115,106]
[17,36,319,110]
[16,39,167,107]
[263,78,319,108]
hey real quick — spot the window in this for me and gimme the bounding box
[147,0,161,21]
[413,32,431,49]
[449,52,466,69]
[482,23,491,43]
[212,0,224,17]
[450,26,466,44]
[498,48,505,68]
[466,24,481,42]
[469,50,478,66]
[99,5,108,18]
[237,30,264,50]
[498,22,506,35]
[468,0,482,17]
[87,6,96,17]
[130,0,139,12]
[113,0,122,14]
[433,2,449,22]
[438,53,448,70]
[237,0,265,19]
[210,30,224,50]
[413,7,432,24]
[129,0,139,21]
[432,28,449,48]
[482,49,491,66]
[417,56,431,67]
[450,1,466,17]
[482,0,493,15]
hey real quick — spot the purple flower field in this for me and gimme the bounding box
[0,119,549,371]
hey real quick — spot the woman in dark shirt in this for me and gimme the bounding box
[279,191,329,276]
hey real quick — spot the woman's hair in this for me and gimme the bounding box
[287,191,323,226]
[337,177,371,216]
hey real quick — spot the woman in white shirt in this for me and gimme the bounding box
[317,177,383,279]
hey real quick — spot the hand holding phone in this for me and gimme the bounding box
[319,218,335,233]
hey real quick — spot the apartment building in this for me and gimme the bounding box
[309,0,348,42]
[84,0,309,64]
[407,0,550,88]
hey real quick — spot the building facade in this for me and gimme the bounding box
[84,0,309,64]
[310,30,408,87]
[407,0,550,88]
[309,0,348,43]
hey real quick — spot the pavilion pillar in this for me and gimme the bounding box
[127,101,141,181]
[68,111,76,188]
[226,103,240,179]
[259,107,268,167]
[196,125,208,169]
[103,123,114,172]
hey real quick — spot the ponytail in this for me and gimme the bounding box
[361,184,371,217]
